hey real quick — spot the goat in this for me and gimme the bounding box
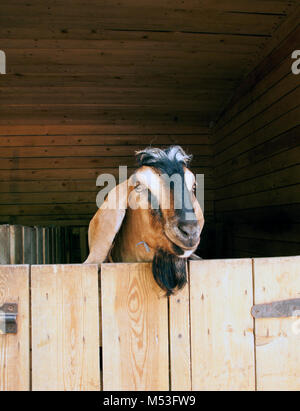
[84,146,204,295]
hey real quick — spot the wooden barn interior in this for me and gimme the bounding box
[0,0,299,262]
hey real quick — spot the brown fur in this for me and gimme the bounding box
[84,147,204,294]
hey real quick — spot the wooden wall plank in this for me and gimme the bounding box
[0,216,91,227]
[254,256,300,391]
[55,227,61,264]
[215,70,299,151]
[0,86,228,108]
[232,236,300,257]
[231,222,300,244]
[0,144,212,158]
[214,125,299,185]
[30,226,37,264]
[0,5,283,36]
[0,166,213,182]
[0,133,211,146]
[214,54,293,134]
[214,87,300,167]
[51,227,56,263]
[79,227,88,263]
[36,227,43,264]
[9,225,22,264]
[216,141,300,197]
[6,40,198,61]
[215,163,300,201]
[0,34,265,54]
[0,74,242,92]
[213,19,300,259]
[0,1,296,231]
[0,106,214,125]
[0,124,210,136]
[224,21,300,114]
[65,228,71,263]
[22,226,32,264]
[0,176,213,194]
[0,265,30,390]
[216,184,300,213]
[43,228,49,264]
[48,228,53,264]
[31,264,100,391]
[169,278,191,391]
[0,201,214,220]
[0,225,10,264]
[190,259,255,390]
[216,204,300,226]
[0,189,214,206]
[0,0,295,18]
[101,263,169,391]
[0,154,211,170]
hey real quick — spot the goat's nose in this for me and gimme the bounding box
[178,221,199,238]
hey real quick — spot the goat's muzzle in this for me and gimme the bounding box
[165,218,201,250]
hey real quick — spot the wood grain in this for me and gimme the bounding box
[31,264,100,391]
[213,20,300,258]
[190,259,255,390]
[36,227,43,264]
[0,225,10,264]
[9,225,22,264]
[101,262,169,390]
[0,265,30,390]
[22,226,33,264]
[0,0,297,231]
[169,276,191,391]
[254,256,300,391]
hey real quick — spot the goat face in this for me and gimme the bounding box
[133,146,204,256]
[85,146,205,295]
[129,163,204,259]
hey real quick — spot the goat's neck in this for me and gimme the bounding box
[111,209,155,262]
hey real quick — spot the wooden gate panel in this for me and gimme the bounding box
[0,257,299,391]
[0,265,30,391]
[169,279,191,391]
[189,259,255,390]
[31,264,100,391]
[254,256,300,391]
[101,263,169,391]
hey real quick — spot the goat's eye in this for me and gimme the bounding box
[135,184,145,193]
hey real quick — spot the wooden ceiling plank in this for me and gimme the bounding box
[0,124,210,135]
[0,0,296,13]
[0,10,283,37]
[0,135,211,146]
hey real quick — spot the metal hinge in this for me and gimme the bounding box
[0,303,18,334]
[251,298,300,319]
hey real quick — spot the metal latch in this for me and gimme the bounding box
[0,303,18,334]
[251,298,300,319]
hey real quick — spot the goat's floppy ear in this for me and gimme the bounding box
[84,179,129,264]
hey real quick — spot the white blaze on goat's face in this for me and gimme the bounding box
[184,168,195,192]
[129,166,172,210]
[127,163,203,254]
[129,165,197,212]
